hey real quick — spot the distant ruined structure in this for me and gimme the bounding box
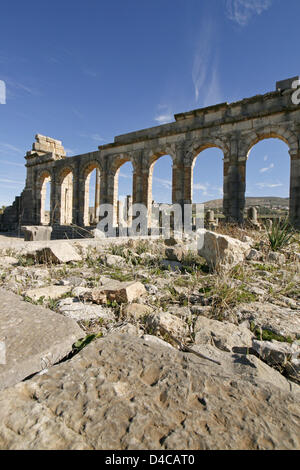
[1,77,300,237]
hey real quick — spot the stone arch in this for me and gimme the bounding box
[185,138,230,167]
[82,160,102,226]
[59,167,73,225]
[108,153,136,226]
[146,147,176,208]
[37,170,52,225]
[243,126,298,159]
[183,140,227,205]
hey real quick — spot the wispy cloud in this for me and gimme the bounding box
[119,172,133,179]
[225,0,272,26]
[82,68,98,78]
[256,182,283,188]
[0,177,24,184]
[203,60,222,108]
[192,20,222,106]
[72,108,85,119]
[259,163,274,173]
[4,78,41,97]
[0,159,24,167]
[65,148,77,157]
[154,113,173,125]
[264,155,268,161]
[153,177,172,190]
[0,142,23,154]
[80,133,106,143]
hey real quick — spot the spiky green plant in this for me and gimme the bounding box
[267,218,294,252]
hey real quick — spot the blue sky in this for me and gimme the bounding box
[0,0,299,206]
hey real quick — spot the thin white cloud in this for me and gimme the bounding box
[225,0,272,26]
[192,20,222,106]
[154,114,173,125]
[0,80,6,104]
[203,60,222,108]
[5,78,41,97]
[264,155,268,161]
[259,163,274,173]
[82,68,97,78]
[256,182,283,188]
[192,21,215,104]
[72,108,85,119]
[65,148,77,156]
[0,159,24,167]
[0,143,23,154]
[119,172,133,179]
[0,177,24,184]
[153,177,172,189]
[80,133,106,143]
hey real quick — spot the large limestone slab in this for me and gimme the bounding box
[0,333,298,450]
[0,288,83,390]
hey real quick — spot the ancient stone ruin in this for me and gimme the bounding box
[1,77,300,237]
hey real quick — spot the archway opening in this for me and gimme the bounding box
[40,172,51,225]
[84,163,101,226]
[246,138,290,221]
[192,147,224,221]
[117,160,133,227]
[150,154,173,204]
[60,169,73,225]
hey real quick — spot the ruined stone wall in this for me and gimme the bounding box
[2,78,300,233]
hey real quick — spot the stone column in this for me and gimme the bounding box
[50,171,58,226]
[223,139,246,224]
[94,168,100,222]
[72,162,81,226]
[173,142,186,205]
[290,150,300,229]
[125,195,133,226]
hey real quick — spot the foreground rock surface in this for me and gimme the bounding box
[0,333,299,450]
[0,288,83,391]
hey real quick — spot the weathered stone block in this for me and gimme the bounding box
[22,226,52,241]
[0,288,83,391]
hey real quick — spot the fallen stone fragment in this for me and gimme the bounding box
[0,288,83,391]
[233,302,300,340]
[123,303,154,320]
[0,256,18,267]
[165,246,185,262]
[246,249,261,261]
[0,334,298,450]
[104,254,126,268]
[267,251,286,264]
[252,339,300,369]
[197,229,251,270]
[27,242,82,264]
[57,298,115,322]
[21,226,52,242]
[85,280,146,304]
[145,312,188,339]
[24,285,71,302]
[191,343,297,393]
[194,317,254,353]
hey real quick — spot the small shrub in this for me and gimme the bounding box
[267,218,294,251]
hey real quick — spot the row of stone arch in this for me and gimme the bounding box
[36,129,296,227]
